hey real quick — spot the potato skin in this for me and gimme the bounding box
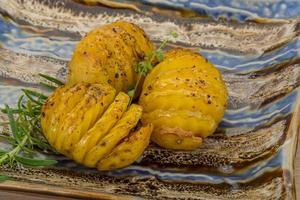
[139,48,228,150]
[41,83,152,170]
[150,127,202,150]
[68,21,154,93]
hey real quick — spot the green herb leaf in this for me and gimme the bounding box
[39,82,58,91]
[15,156,57,167]
[38,73,64,86]
[143,62,152,75]
[4,105,22,143]
[22,89,47,100]
[170,31,178,38]
[127,89,135,98]
[155,49,164,62]
[22,90,43,106]
[17,95,25,109]
[128,32,178,104]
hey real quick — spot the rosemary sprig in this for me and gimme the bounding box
[128,31,178,104]
[0,74,63,167]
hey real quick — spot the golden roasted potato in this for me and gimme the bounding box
[41,83,152,170]
[83,104,143,167]
[97,123,153,170]
[68,21,154,93]
[139,48,228,150]
[72,92,129,163]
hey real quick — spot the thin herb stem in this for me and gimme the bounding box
[0,73,63,168]
[0,135,28,165]
[128,32,177,104]
[128,73,143,105]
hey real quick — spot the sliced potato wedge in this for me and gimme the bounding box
[97,123,153,170]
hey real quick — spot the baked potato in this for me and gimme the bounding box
[41,83,153,170]
[68,21,154,93]
[139,49,228,150]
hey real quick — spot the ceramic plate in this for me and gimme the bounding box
[0,0,300,199]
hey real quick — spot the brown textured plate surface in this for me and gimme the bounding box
[0,0,300,199]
